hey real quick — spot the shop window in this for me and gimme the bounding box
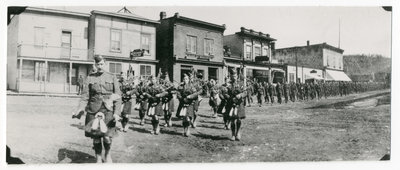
[208,67,218,81]
[109,62,122,74]
[140,65,152,80]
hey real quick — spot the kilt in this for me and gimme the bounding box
[136,99,148,112]
[121,101,132,116]
[147,102,163,116]
[225,102,246,119]
[176,102,195,118]
[162,99,175,113]
[85,106,117,138]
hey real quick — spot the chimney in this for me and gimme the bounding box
[240,27,245,32]
[160,11,166,20]
[174,12,180,18]
[307,40,310,46]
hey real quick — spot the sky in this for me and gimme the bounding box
[45,6,392,57]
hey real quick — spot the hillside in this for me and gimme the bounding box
[343,54,391,75]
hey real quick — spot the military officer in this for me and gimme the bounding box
[267,82,275,104]
[73,55,122,163]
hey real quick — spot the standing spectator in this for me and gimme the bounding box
[77,75,84,95]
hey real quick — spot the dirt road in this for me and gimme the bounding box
[6,89,391,163]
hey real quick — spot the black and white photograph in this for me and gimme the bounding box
[1,0,399,169]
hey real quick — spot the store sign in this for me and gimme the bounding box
[130,49,146,59]
[255,56,269,62]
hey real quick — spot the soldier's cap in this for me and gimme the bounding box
[94,55,104,63]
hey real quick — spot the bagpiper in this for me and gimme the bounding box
[176,73,199,137]
[208,79,221,118]
[119,74,135,132]
[73,55,121,163]
[225,68,247,141]
[160,72,176,127]
[144,75,168,135]
[134,77,149,126]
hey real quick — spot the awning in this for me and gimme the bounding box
[305,73,323,80]
[326,70,352,81]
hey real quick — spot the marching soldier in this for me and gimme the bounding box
[283,81,290,103]
[190,71,205,128]
[208,79,221,118]
[304,83,310,101]
[219,77,231,129]
[254,80,264,107]
[263,81,270,103]
[315,82,321,100]
[120,76,135,132]
[226,68,247,141]
[72,55,122,163]
[176,73,199,137]
[245,80,254,107]
[289,82,297,102]
[276,82,283,104]
[144,75,168,135]
[161,72,175,127]
[135,79,149,126]
[267,82,275,104]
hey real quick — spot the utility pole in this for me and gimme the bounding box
[295,52,298,83]
[338,18,341,48]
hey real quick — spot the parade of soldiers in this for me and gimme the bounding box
[72,56,387,163]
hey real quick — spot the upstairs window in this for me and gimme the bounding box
[245,45,252,59]
[204,39,214,55]
[186,35,197,54]
[110,29,121,52]
[254,46,261,57]
[141,34,151,54]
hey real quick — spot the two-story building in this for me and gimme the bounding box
[156,12,225,84]
[223,27,285,84]
[274,41,351,83]
[89,10,159,84]
[7,7,92,93]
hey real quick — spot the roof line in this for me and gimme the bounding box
[165,14,225,31]
[91,10,159,24]
[25,7,90,18]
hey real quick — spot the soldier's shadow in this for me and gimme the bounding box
[128,126,150,134]
[57,148,96,163]
[191,132,229,141]
[70,123,85,130]
[196,124,224,130]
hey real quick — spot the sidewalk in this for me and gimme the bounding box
[6,90,81,98]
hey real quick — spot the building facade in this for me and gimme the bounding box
[156,12,225,84]
[89,10,159,84]
[275,42,351,83]
[7,7,92,93]
[223,27,285,84]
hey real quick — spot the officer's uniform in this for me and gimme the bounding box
[77,71,122,138]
